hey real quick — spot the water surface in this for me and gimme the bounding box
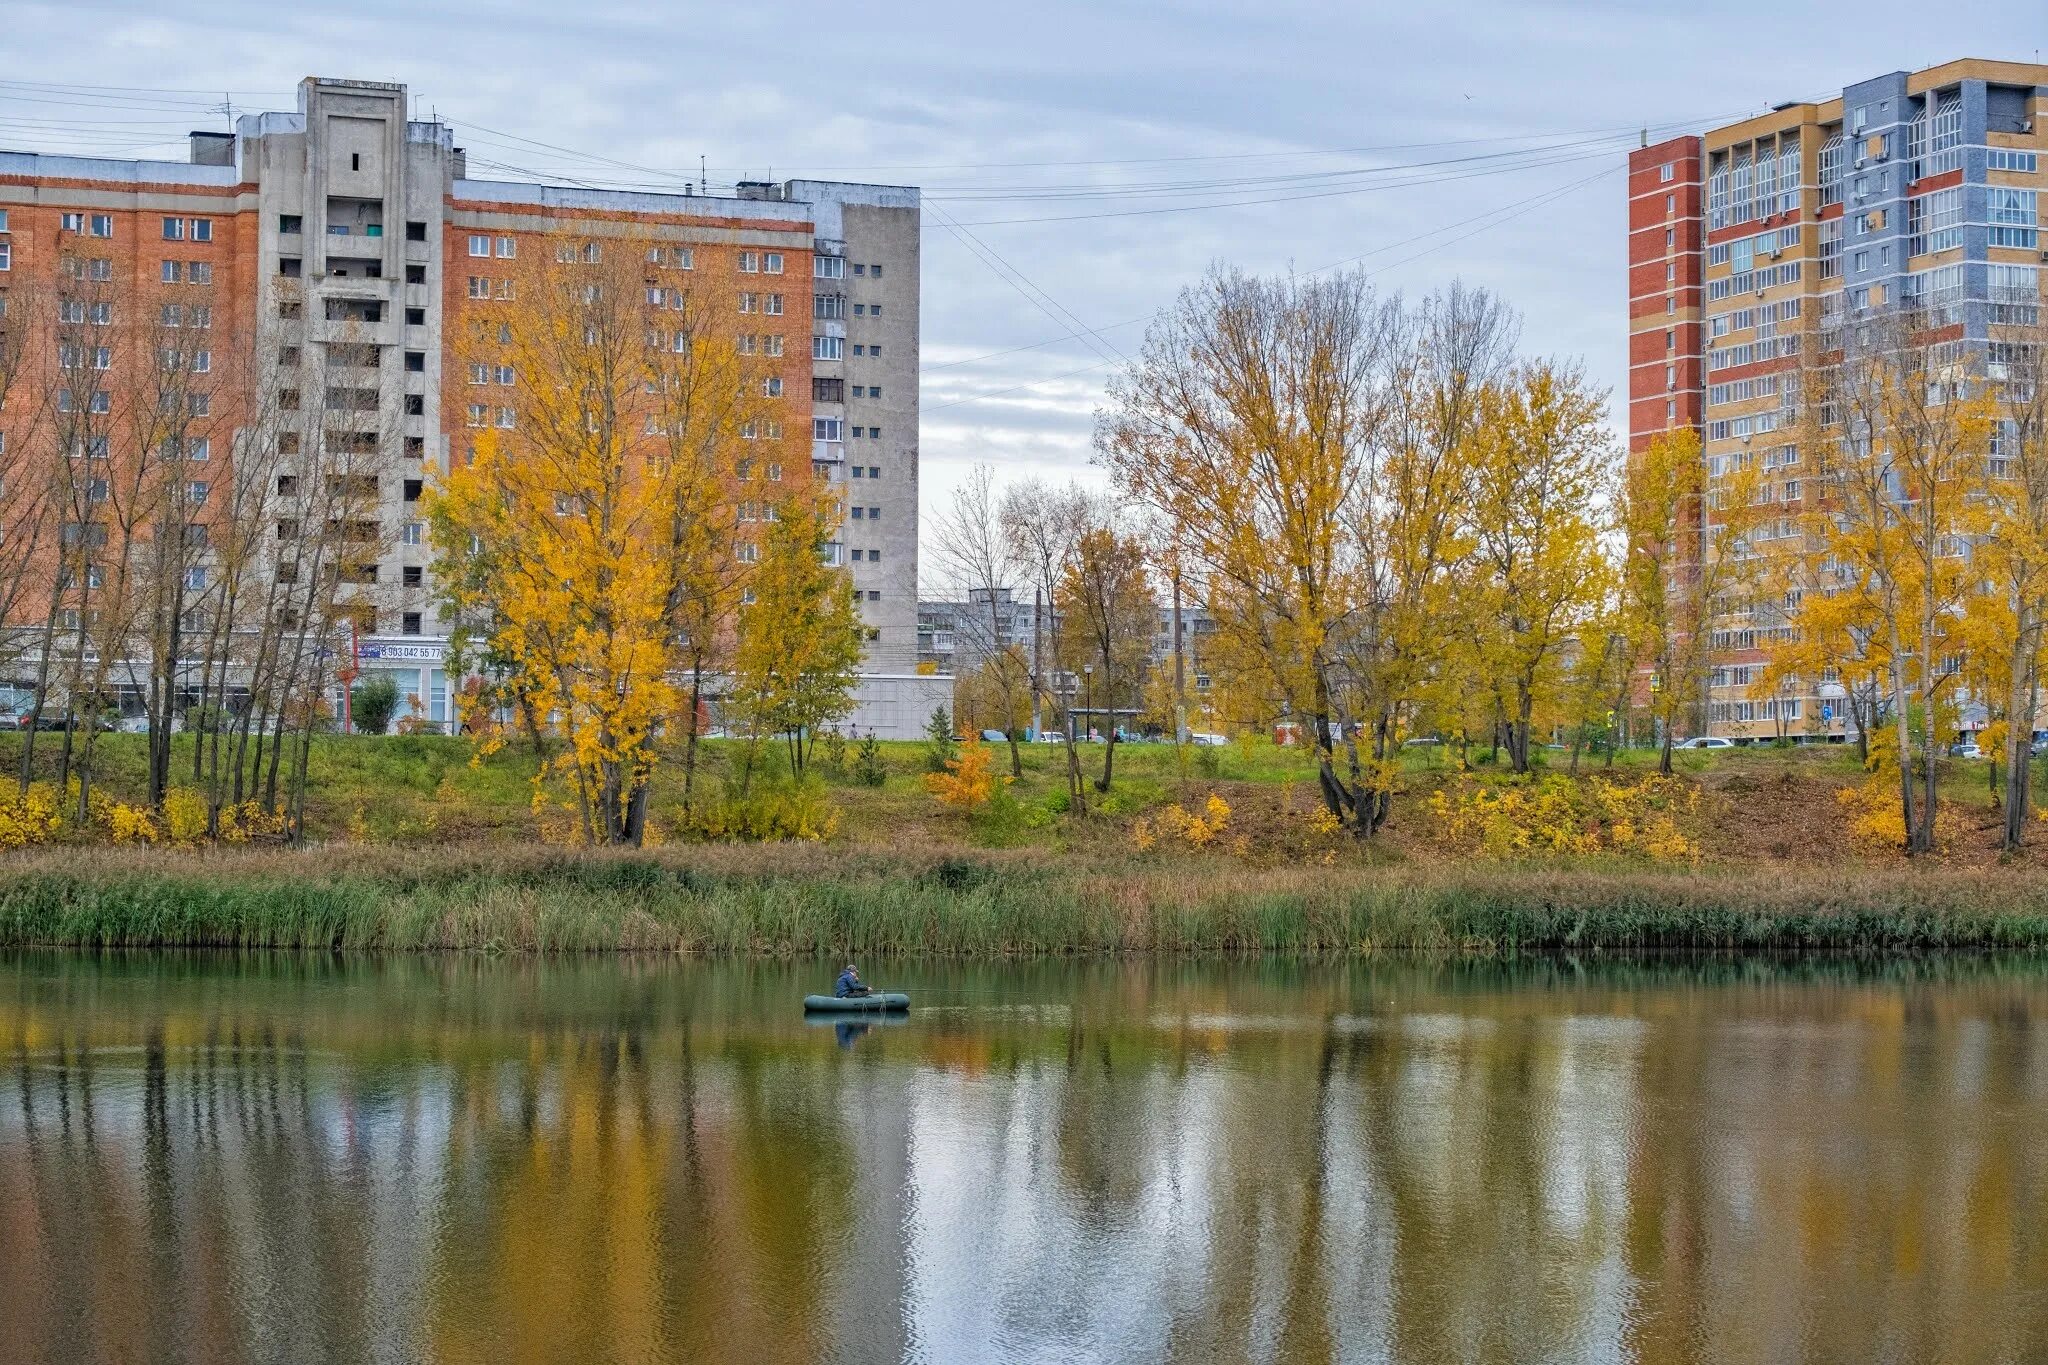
[2,952,2045,1363]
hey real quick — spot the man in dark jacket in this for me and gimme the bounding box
[834,964,869,998]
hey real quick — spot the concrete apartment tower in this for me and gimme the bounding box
[1625,58,2048,743]
[0,75,943,734]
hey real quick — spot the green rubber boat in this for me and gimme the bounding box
[803,993,910,1012]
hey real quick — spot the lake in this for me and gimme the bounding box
[1,952,2045,1363]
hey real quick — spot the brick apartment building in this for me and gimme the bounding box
[0,76,944,735]
[1627,58,2048,742]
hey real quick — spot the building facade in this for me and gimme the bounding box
[1626,59,2048,742]
[0,75,931,733]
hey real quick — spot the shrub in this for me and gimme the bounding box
[0,783,62,849]
[350,675,401,735]
[163,787,209,844]
[922,707,957,773]
[1427,773,1700,861]
[925,737,1008,812]
[1132,792,1233,851]
[675,776,840,842]
[107,801,159,845]
[851,731,888,787]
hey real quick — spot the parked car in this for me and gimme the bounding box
[1035,731,1067,744]
[1673,736,1735,750]
[1189,732,1229,747]
[1949,741,1984,760]
[979,729,1009,743]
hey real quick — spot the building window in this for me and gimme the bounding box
[763,377,783,397]
[739,292,757,313]
[764,294,783,315]
[163,216,186,240]
[815,255,844,279]
[497,236,516,258]
[763,252,783,274]
[739,251,759,272]
[469,234,491,256]
[401,521,424,545]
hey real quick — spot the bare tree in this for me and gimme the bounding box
[932,464,1031,777]
[1002,478,1090,811]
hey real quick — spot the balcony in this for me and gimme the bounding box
[812,438,844,463]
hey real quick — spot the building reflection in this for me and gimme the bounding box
[1,954,2046,1363]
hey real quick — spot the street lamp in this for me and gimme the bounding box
[1083,664,1093,742]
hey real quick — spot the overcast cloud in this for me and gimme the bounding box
[9,1,2043,587]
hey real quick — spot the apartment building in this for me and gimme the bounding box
[1626,58,2048,742]
[0,75,940,733]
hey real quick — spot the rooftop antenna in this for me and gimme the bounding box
[1640,127,1648,148]
[700,155,707,194]
[220,93,234,134]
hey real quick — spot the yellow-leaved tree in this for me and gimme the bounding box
[1797,303,1997,855]
[1619,426,1768,772]
[426,233,767,845]
[1465,362,1614,774]
[725,492,865,790]
[1975,302,2048,847]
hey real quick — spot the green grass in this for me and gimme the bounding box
[5,843,2048,957]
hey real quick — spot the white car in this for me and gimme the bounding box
[1189,732,1229,747]
[1674,736,1736,750]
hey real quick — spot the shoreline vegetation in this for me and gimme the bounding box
[7,843,2048,957]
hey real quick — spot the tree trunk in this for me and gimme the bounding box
[682,669,704,816]
[2004,627,2039,852]
[1006,732,1022,780]
[1891,661,1920,856]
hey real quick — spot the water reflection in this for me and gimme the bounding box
[2,953,2046,1363]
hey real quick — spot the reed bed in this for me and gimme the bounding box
[4,844,2048,957]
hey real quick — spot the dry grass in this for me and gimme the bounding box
[4,841,2047,957]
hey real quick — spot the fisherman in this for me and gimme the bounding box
[834,963,870,998]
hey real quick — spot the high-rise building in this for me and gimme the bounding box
[0,76,942,733]
[1626,59,2048,742]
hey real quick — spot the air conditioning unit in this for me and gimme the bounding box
[2023,119,2035,133]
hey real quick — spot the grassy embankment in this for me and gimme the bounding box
[7,732,2048,956]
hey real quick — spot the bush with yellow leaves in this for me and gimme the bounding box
[0,782,64,849]
[1131,792,1232,852]
[1838,729,1955,854]
[924,737,1010,813]
[1428,773,1700,861]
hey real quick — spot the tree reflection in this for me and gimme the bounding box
[0,952,2045,1362]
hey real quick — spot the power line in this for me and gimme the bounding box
[924,163,1618,415]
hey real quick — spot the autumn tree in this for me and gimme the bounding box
[428,233,766,845]
[1098,266,1404,833]
[1001,477,1090,810]
[1620,426,1769,772]
[1055,501,1155,792]
[1976,291,2048,847]
[932,464,1031,777]
[1798,302,1997,855]
[724,492,864,786]
[1465,362,1613,774]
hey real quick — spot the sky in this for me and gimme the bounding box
[7,1,2045,588]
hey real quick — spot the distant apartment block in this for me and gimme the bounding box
[1627,58,2048,742]
[0,76,935,731]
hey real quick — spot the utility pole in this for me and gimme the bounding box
[1171,568,1187,745]
[1031,586,1043,738]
